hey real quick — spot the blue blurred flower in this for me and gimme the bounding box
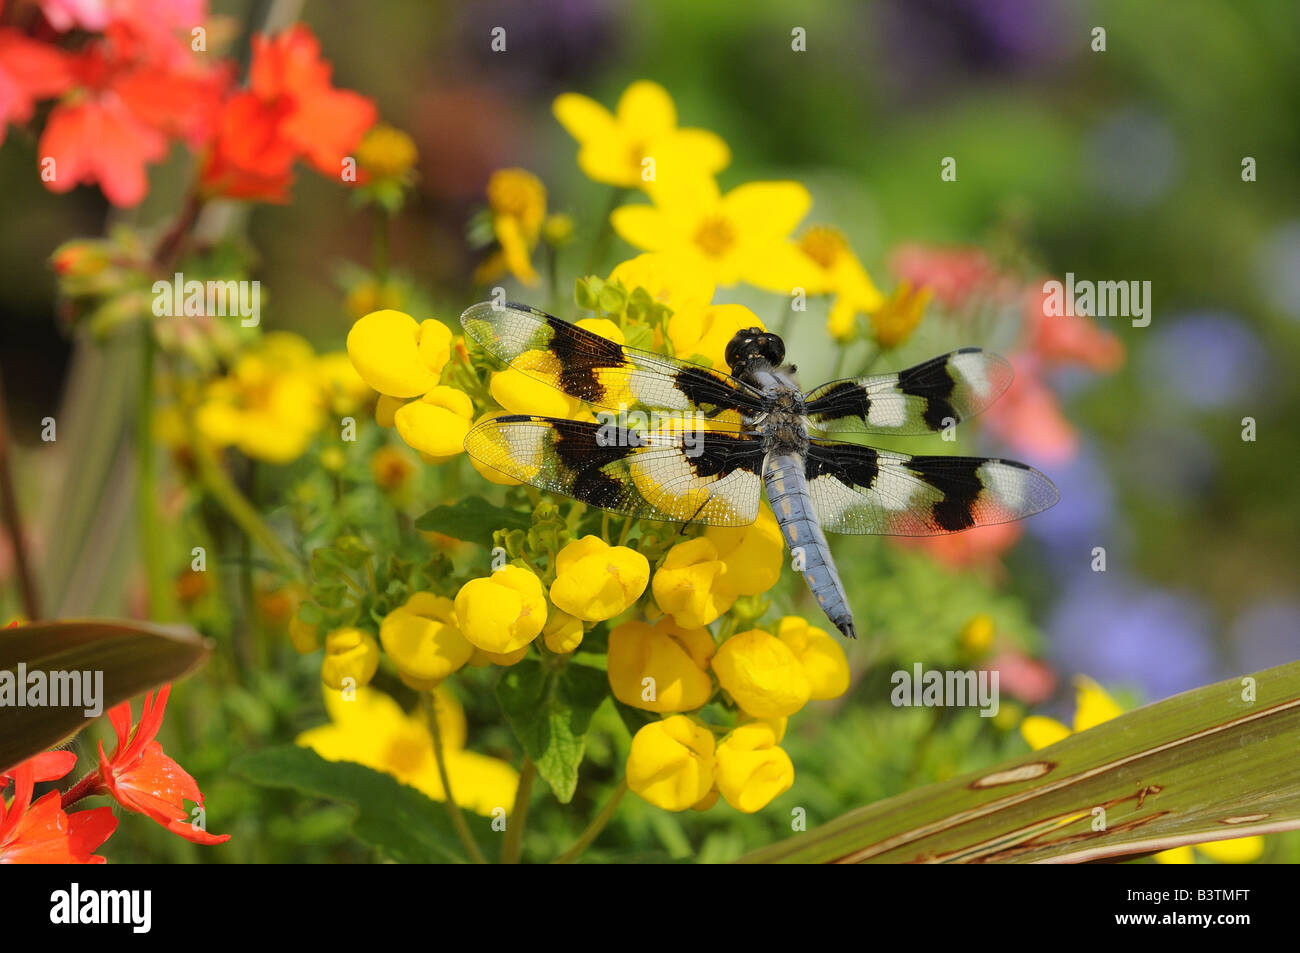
[1229,599,1300,673]
[1143,311,1268,410]
[1024,441,1118,571]
[1085,106,1181,208]
[1048,576,1217,700]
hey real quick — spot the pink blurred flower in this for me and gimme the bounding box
[889,243,1006,311]
[1024,279,1126,372]
[893,520,1023,570]
[39,0,111,32]
[984,649,1057,705]
[982,354,1078,464]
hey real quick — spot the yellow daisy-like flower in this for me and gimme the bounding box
[479,168,547,286]
[195,332,326,465]
[608,251,716,315]
[712,628,811,719]
[549,535,650,622]
[607,617,715,714]
[356,123,418,181]
[611,173,816,292]
[1021,676,1267,865]
[666,302,763,370]
[870,280,932,350]
[714,721,794,813]
[626,715,716,812]
[379,592,475,690]
[795,225,886,343]
[553,80,730,189]
[297,685,518,817]
[454,565,547,655]
[314,351,372,415]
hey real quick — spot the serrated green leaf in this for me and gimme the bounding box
[497,660,608,803]
[0,619,210,773]
[233,745,492,863]
[414,496,531,544]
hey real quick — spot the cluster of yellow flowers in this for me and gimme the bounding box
[191,331,370,465]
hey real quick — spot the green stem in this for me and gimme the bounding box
[426,691,489,864]
[191,433,302,578]
[552,779,627,864]
[582,187,628,277]
[373,206,390,282]
[137,330,175,620]
[501,757,537,864]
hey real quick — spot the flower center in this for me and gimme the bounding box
[693,216,736,259]
[798,226,848,270]
[383,729,428,779]
[626,140,648,174]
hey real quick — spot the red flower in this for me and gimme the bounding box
[38,23,226,206]
[96,684,230,845]
[893,520,1023,570]
[1,754,116,863]
[200,24,376,202]
[0,28,74,146]
[888,243,1009,312]
[982,354,1078,465]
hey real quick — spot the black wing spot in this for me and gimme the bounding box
[806,442,879,489]
[897,354,959,431]
[544,315,625,403]
[805,380,871,423]
[911,456,983,531]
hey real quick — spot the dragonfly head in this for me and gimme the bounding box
[725,327,786,376]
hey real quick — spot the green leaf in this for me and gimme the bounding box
[497,660,608,803]
[0,619,210,773]
[742,659,1300,863]
[415,496,531,544]
[233,745,492,863]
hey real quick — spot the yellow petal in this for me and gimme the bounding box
[347,310,436,398]
[615,80,676,138]
[721,181,810,237]
[1196,836,1265,863]
[1072,676,1124,732]
[553,91,616,144]
[1020,715,1071,750]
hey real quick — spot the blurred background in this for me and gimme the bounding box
[1,0,1297,861]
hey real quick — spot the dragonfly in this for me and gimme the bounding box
[459,301,1059,640]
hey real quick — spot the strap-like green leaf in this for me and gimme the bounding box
[0,619,210,773]
[742,659,1300,863]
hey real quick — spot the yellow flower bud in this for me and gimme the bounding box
[607,618,714,713]
[960,613,996,654]
[288,615,321,654]
[626,716,716,812]
[454,566,547,654]
[712,628,811,718]
[356,123,418,180]
[706,505,783,597]
[379,592,474,689]
[776,616,850,700]
[651,536,733,628]
[542,609,585,654]
[549,535,649,622]
[715,722,794,813]
[321,627,380,690]
[347,310,445,398]
[393,385,474,458]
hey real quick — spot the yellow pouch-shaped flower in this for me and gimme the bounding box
[549,535,650,622]
[607,618,714,713]
[394,385,474,458]
[489,350,582,418]
[707,504,783,597]
[347,310,448,398]
[454,566,547,654]
[626,715,716,812]
[321,627,380,690]
[380,592,475,689]
[715,721,794,813]
[776,616,850,700]
[651,536,733,628]
[712,628,811,719]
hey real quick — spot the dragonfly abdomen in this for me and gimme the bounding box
[762,453,857,640]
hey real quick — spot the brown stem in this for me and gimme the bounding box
[0,368,41,619]
[61,770,105,809]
